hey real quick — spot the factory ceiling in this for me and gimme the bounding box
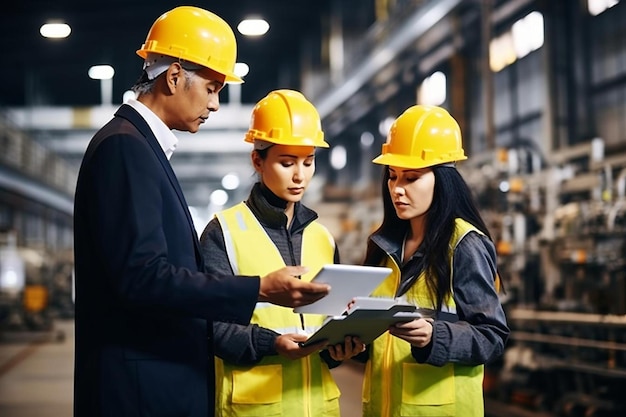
[1,0,478,210]
[1,0,343,209]
[1,0,334,107]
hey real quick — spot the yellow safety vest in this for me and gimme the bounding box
[214,202,341,417]
[362,218,487,417]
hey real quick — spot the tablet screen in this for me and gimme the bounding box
[293,264,392,316]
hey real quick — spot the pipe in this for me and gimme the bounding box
[315,0,462,118]
[606,167,626,231]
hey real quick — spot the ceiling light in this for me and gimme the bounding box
[122,90,136,103]
[417,71,447,106]
[88,65,115,80]
[221,173,240,190]
[378,117,395,137]
[234,62,250,78]
[360,132,375,148]
[330,145,347,170]
[588,0,620,16]
[210,189,229,206]
[40,22,71,39]
[237,19,270,36]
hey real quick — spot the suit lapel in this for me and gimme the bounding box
[115,105,204,268]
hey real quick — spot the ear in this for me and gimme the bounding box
[165,62,184,93]
[251,151,263,174]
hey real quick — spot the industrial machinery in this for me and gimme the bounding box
[320,138,626,416]
[0,231,26,328]
[0,231,73,340]
[463,140,626,417]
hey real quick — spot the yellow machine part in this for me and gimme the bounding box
[23,284,48,313]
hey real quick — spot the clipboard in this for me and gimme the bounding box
[293,264,392,316]
[299,300,421,347]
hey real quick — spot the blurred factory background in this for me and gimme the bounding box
[1,0,626,416]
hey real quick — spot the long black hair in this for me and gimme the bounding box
[363,164,494,310]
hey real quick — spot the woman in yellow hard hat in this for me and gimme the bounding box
[73,8,331,417]
[358,105,509,417]
[200,89,365,417]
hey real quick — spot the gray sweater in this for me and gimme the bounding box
[199,182,340,365]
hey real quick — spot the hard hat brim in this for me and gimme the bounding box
[136,49,243,84]
[372,153,467,169]
[245,135,329,148]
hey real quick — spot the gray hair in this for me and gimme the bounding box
[131,68,196,97]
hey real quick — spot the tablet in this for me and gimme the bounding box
[299,304,422,347]
[293,264,392,316]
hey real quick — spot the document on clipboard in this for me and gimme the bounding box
[293,264,392,316]
[299,297,422,347]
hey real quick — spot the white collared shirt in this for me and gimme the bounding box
[126,99,178,160]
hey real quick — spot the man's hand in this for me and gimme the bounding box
[259,266,330,308]
[275,333,327,360]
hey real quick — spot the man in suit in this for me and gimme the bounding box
[72,7,330,417]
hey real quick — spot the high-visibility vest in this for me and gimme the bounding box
[363,218,488,417]
[214,202,341,417]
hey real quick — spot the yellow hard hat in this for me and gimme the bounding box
[372,105,467,168]
[136,6,242,84]
[244,90,329,148]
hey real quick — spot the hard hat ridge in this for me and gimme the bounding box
[245,89,330,148]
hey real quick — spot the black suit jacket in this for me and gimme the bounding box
[73,104,259,417]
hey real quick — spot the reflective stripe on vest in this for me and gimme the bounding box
[214,202,341,417]
[363,218,487,417]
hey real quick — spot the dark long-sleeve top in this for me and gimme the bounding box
[364,227,509,366]
[199,182,340,365]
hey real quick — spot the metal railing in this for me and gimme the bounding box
[0,113,76,197]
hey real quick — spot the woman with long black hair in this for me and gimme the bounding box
[360,105,509,417]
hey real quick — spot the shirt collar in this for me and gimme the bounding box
[126,99,178,160]
[369,225,408,265]
[245,182,318,233]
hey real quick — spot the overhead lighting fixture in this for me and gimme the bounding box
[210,189,229,206]
[330,145,347,170]
[588,0,620,16]
[88,65,115,80]
[378,116,395,137]
[221,173,240,190]
[234,62,250,78]
[40,22,71,39]
[417,71,447,106]
[122,90,136,103]
[360,132,375,148]
[237,18,270,36]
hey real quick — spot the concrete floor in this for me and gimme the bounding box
[0,319,364,417]
[0,320,74,417]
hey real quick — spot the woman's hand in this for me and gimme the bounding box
[388,318,433,348]
[326,336,366,361]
